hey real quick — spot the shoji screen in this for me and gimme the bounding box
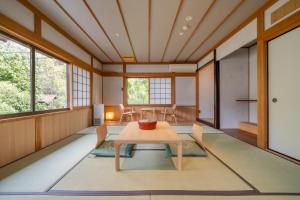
[72,66,90,107]
[268,26,300,160]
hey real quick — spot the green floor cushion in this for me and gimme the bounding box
[165,141,208,157]
[91,141,134,157]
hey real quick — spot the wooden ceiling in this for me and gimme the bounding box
[28,0,267,63]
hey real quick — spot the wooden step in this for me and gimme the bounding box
[239,122,258,135]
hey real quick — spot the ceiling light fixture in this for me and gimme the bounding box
[179,32,184,36]
[114,33,120,37]
[185,16,193,22]
[182,25,189,31]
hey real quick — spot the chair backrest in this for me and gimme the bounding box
[119,104,124,113]
[191,124,204,146]
[95,125,108,148]
[172,104,176,110]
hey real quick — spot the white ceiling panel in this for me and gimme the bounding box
[162,0,213,62]
[189,0,267,61]
[29,0,110,62]
[176,0,242,61]
[119,0,149,62]
[57,0,122,62]
[150,0,181,61]
[85,0,133,58]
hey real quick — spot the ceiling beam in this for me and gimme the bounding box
[174,0,216,62]
[116,0,137,62]
[83,0,123,62]
[53,0,113,62]
[148,0,151,62]
[185,0,245,62]
[102,61,197,65]
[161,0,183,62]
[17,0,104,64]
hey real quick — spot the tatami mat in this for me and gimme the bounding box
[0,134,96,192]
[152,196,300,200]
[204,133,300,193]
[51,151,251,191]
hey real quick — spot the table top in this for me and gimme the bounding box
[115,121,181,144]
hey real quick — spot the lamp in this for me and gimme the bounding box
[105,112,114,120]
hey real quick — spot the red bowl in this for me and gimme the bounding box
[138,120,157,130]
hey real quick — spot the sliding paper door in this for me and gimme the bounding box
[268,26,300,160]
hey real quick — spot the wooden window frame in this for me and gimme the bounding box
[125,77,173,107]
[0,31,70,120]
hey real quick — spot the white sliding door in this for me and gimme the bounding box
[268,26,300,160]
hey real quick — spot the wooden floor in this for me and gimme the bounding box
[222,129,257,146]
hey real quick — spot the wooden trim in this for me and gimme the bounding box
[101,71,195,77]
[271,0,300,24]
[148,0,151,62]
[257,13,268,148]
[116,0,137,62]
[34,14,41,36]
[172,74,176,104]
[196,0,277,63]
[17,0,104,64]
[0,14,95,73]
[262,10,300,41]
[161,0,183,62]
[53,0,113,62]
[83,0,123,61]
[195,70,199,118]
[102,61,197,65]
[186,0,245,61]
[215,57,220,128]
[174,0,216,61]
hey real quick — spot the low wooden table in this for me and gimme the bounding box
[114,121,183,171]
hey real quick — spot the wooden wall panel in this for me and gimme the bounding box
[0,119,35,167]
[39,108,91,148]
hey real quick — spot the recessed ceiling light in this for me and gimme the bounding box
[179,32,184,36]
[114,33,120,37]
[185,16,193,22]
[182,25,189,31]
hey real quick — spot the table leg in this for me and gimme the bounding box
[177,141,183,171]
[114,143,120,171]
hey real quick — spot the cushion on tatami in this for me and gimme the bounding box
[91,141,134,158]
[121,150,175,170]
[165,141,207,157]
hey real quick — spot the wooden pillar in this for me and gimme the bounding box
[257,12,268,148]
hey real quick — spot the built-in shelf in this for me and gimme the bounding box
[236,99,257,102]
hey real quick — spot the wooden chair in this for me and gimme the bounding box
[95,125,108,148]
[160,104,177,123]
[119,104,135,122]
[191,124,205,149]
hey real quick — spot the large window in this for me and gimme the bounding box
[35,51,68,111]
[0,33,69,117]
[72,66,90,107]
[0,34,31,115]
[127,77,172,105]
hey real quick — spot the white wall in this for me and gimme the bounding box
[41,21,91,65]
[93,58,102,71]
[198,62,215,119]
[197,52,214,69]
[102,64,123,72]
[175,77,196,106]
[169,64,197,72]
[0,0,34,32]
[103,77,123,105]
[126,64,169,73]
[220,48,249,129]
[249,45,257,123]
[216,19,257,61]
[93,73,102,105]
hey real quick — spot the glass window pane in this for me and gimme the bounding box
[0,34,31,115]
[127,78,149,105]
[35,51,67,111]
